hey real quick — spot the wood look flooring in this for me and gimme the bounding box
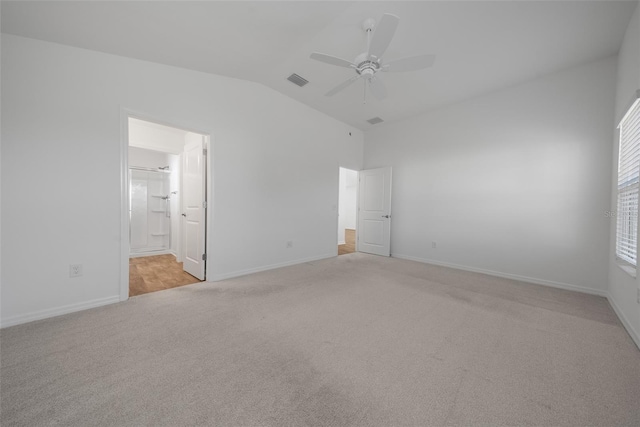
[129,254,201,297]
[338,228,356,255]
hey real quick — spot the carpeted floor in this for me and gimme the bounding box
[1,253,639,426]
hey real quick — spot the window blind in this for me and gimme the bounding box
[616,97,640,265]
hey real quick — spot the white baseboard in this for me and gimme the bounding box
[606,293,640,350]
[1,295,120,329]
[129,250,172,258]
[210,253,336,282]
[391,253,608,297]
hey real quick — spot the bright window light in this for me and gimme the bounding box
[616,92,640,266]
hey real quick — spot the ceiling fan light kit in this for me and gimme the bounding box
[310,13,436,103]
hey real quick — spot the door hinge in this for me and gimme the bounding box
[203,148,207,156]
[202,253,207,261]
[202,201,207,209]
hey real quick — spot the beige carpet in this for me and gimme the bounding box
[1,253,639,426]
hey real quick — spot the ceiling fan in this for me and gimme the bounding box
[310,13,435,102]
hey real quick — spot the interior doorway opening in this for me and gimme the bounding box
[126,117,208,297]
[338,167,358,255]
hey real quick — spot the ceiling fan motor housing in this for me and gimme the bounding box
[354,52,380,77]
[310,13,434,99]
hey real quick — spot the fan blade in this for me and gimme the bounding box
[368,13,399,59]
[310,52,355,68]
[326,75,361,96]
[383,54,436,72]
[368,76,388,100]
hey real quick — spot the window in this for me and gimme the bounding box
[616,92,640,266]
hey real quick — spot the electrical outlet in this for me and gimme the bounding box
[69,264,83,278]
[286,241,293,248]
[432,241,437,249]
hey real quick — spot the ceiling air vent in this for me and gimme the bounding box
[287,73,309,87]
[367,117,384,125]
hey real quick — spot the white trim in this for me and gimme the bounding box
[606,292,640,350]
[616,261,637,278]
[129,250,173,258]
[210,253,335,282]
[204,135,212,281]
[119,109,130,302]
[335,164,340,257]
[0,296,120,329]
[391,253,608,297]
[120,108,215,294]
[617,89,640,128]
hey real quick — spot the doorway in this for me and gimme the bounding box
[338,167,358,255]
[124,116,209,297]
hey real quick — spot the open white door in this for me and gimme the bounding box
[182,135,206,280]
[357,167,392,256]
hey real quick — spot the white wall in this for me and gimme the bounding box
[338,167,357,244]
[608,1,640,348]
[365,56,617,295]
[1,35,363,327]
[128,146,171,170]
[129,117,187,155]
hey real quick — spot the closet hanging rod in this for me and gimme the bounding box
[129,166,171,173]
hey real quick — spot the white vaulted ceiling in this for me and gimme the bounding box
[2,1,636,129]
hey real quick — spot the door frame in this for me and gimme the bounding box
[336,166,360,255]
[119,108,213,301]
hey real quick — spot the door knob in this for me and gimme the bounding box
[182,213,187,217]
[382,215,390,218]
